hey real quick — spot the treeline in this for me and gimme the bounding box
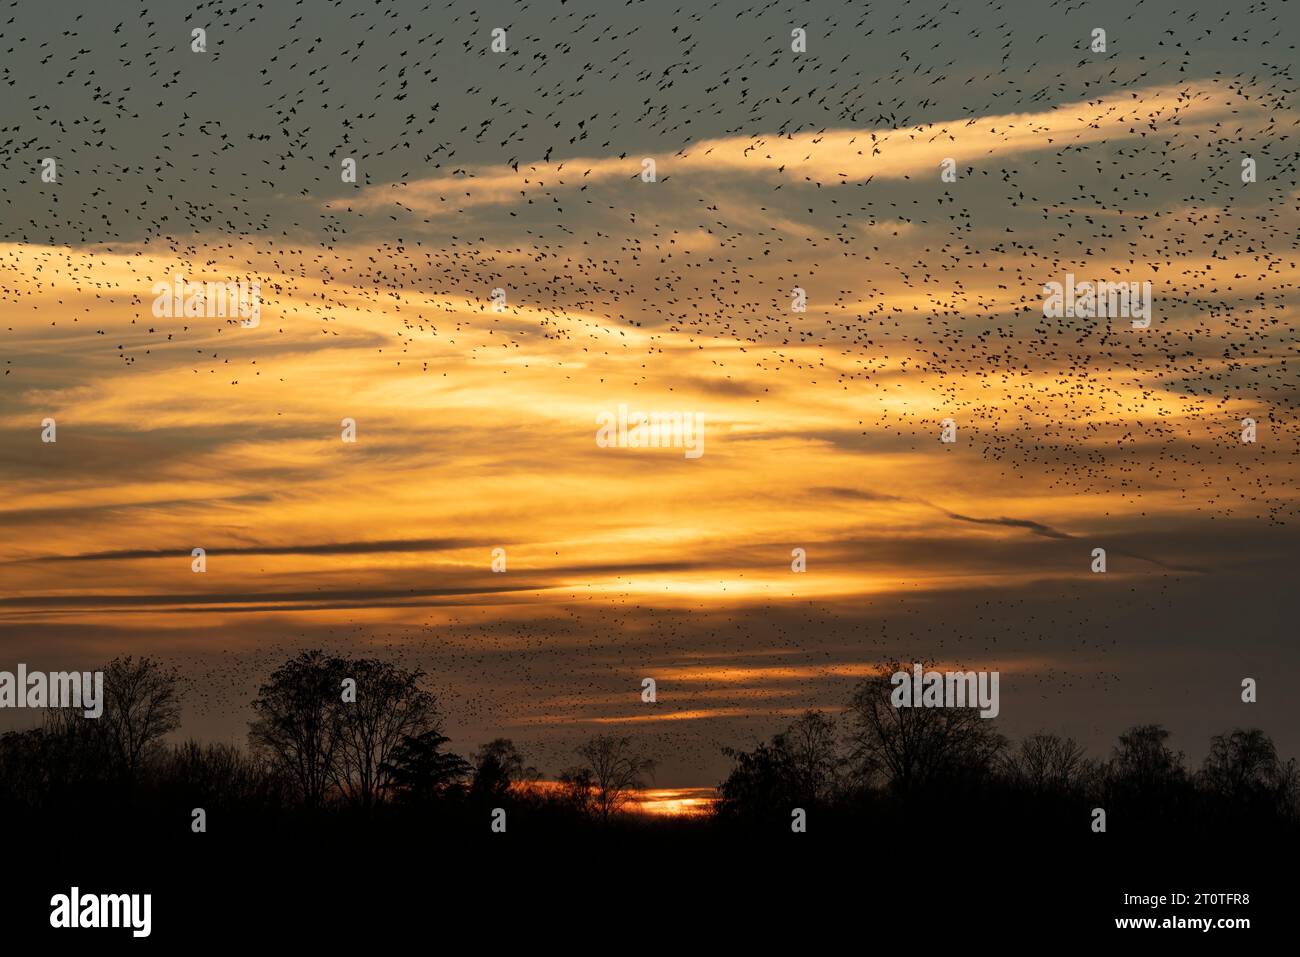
[0,652,1295,841]
[0,651,662,836]
[714,666,1300,839]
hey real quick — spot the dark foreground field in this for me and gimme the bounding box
[9,812,1285,944]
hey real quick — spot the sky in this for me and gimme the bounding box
[1,0,1297,786]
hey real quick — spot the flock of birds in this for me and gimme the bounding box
[2,0,1296,777]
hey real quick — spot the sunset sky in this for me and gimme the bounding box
[1,0,1297,786]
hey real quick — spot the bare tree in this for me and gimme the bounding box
[1002,732,1087,792]
[1100,724,1192,825]
[100,656,182,789]
[1199,728,1298,820]
[165,740,290,809]
[249,651,347,808]
[1107,724,1185,791]
[333,658,441,808]
[556,766,597,816]
[576,734,656,821]
[782,710,843,802]
[844,662,1005,794]
[1200,728,1278,796]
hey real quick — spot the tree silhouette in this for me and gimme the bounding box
[716,711,843,823]
[1199,728,1299,823]
[470,738,534,802]
[381,728,471,803]
[100,656,182,791]
[1101,724,1192,829]
[39,707,113,789]
[781,710,843,803]
[333,658,442,808]
[1108,725,1185,789]
[576,734,656,821]
[249,651,348,809]
[1001,732,1088,794]
[844,663,1005,795]
[717,738,798,824]
[0,716,110,810]
[163,740,290,813]
[556,766,597,817]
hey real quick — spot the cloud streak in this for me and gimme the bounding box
[334,83,1247,216]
